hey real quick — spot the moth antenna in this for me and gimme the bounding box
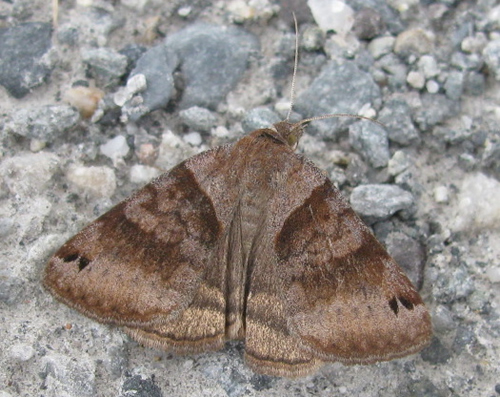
[299,113,386,129]
[286,13,300,122]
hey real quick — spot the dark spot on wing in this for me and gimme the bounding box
[389,297,399,315]
[398,296,414,310]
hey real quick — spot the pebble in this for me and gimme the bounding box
[100,135,130,161]
[179,106,218,132]
[353,7,386,40]
[444,71,464,100]
[9,344,35,362]
[121,45,174,122]
[463,71,485,96]
[4,105,80,142]
[387,150,411,176]
[113,74,147,107]
[66,165,117,198]
[433,185,449,203]
[394,28,434,55]
[121,375,162,397]
[0,22,53,98]
[350,184,414,224]
[450,173,500,232]
[81,48,128,87]
[482,39,500,81]
[425,79,439,93]
[165,23,259,110]
[183,132,203,146]
[413,93,458,130]
[348,121,390,168]
[367,36,396,59]
[378,99,419,145]
[64,86,105,118]
[129,165,160,184]
[461,32,488,53]
[294,60,381,138]
[0,152,59,197]
[418,54,440,78]
[406,70,425,89]
[241,107,281,133]
[307,0,354,35]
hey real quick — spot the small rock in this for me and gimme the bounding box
[66,165,117,198]
[434,185,449,203]
[121,44,175,122]
[350,184,414,224]
[450,51,483,71]
[183,132,202,146]
[9,343,35,362]
[463,71,485,96]
[81,47,128,87]
[308,0,355,35]
[241,107,281,133]
[348,121,390,168]
[64,86,105,118]
[394,28,434,55]
[294,60,381,138]
[483,39,500,81]
[4,105,80,141]
[120,375,162,397]
[418,54,440,78]
[426,79,439,93]
[165,23,259,110]
[406,70,425,89]
[485,266,500,283]
[444,70,464,100]
[353,7,386,40]
[413,93,459,131]
[388,150,411,176]
[129,165,161,184]
[461,32,488,53]
[113,74,147,107]
[367,36,396,59]
[179,106,217,132]
[0,152,59,197]
[0,22,53,98]
[100,135,130,162]
[301,25,325,51]
[378,99,419,145]
[450,172,500,232]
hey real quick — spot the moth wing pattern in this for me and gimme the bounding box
[44,145,236,353]
[243,151,432,376]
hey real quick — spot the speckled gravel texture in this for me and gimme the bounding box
[1,1,499,396]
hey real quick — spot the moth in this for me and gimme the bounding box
[44,24,432,378]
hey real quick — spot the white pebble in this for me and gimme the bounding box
[100,135,130,160]
[426,80,439,93]
[183,132,202,146]
[407,70,425,89]
[485,266,500,283]
[308,0,354,35]
[434,185,449,203]
[66,165,117,198]
[9,344,35,362]
[129,165,160,184]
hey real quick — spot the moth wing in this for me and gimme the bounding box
[243,154,431,377]
[44,146,233,353]
[277,176,432,366]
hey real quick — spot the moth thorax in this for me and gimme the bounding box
[273,120,304,148]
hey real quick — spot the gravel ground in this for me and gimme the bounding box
[1,1,499,396]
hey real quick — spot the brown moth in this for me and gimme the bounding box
[44,23,432,378]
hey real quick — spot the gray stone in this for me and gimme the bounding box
[353,7,386,40]
[463,71,485,96]
[444,70,464,100]
[378,99,419,145]
[483,39,500,80]
[348,121,389,168]
[4,105,80,141]
[241,107,281,133]
[350,184,414,224]
[347,0,404,34]
[120,375,162,397]
[450,51,483,71]
[81,47,128,87]
[166,23,259,110]
[179,106,217,132]
[0,22,53,98]
[294,60,381,138]
[121,44,175,121]
[413,94,459,131]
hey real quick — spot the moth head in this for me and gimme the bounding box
[273,120,306,149]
